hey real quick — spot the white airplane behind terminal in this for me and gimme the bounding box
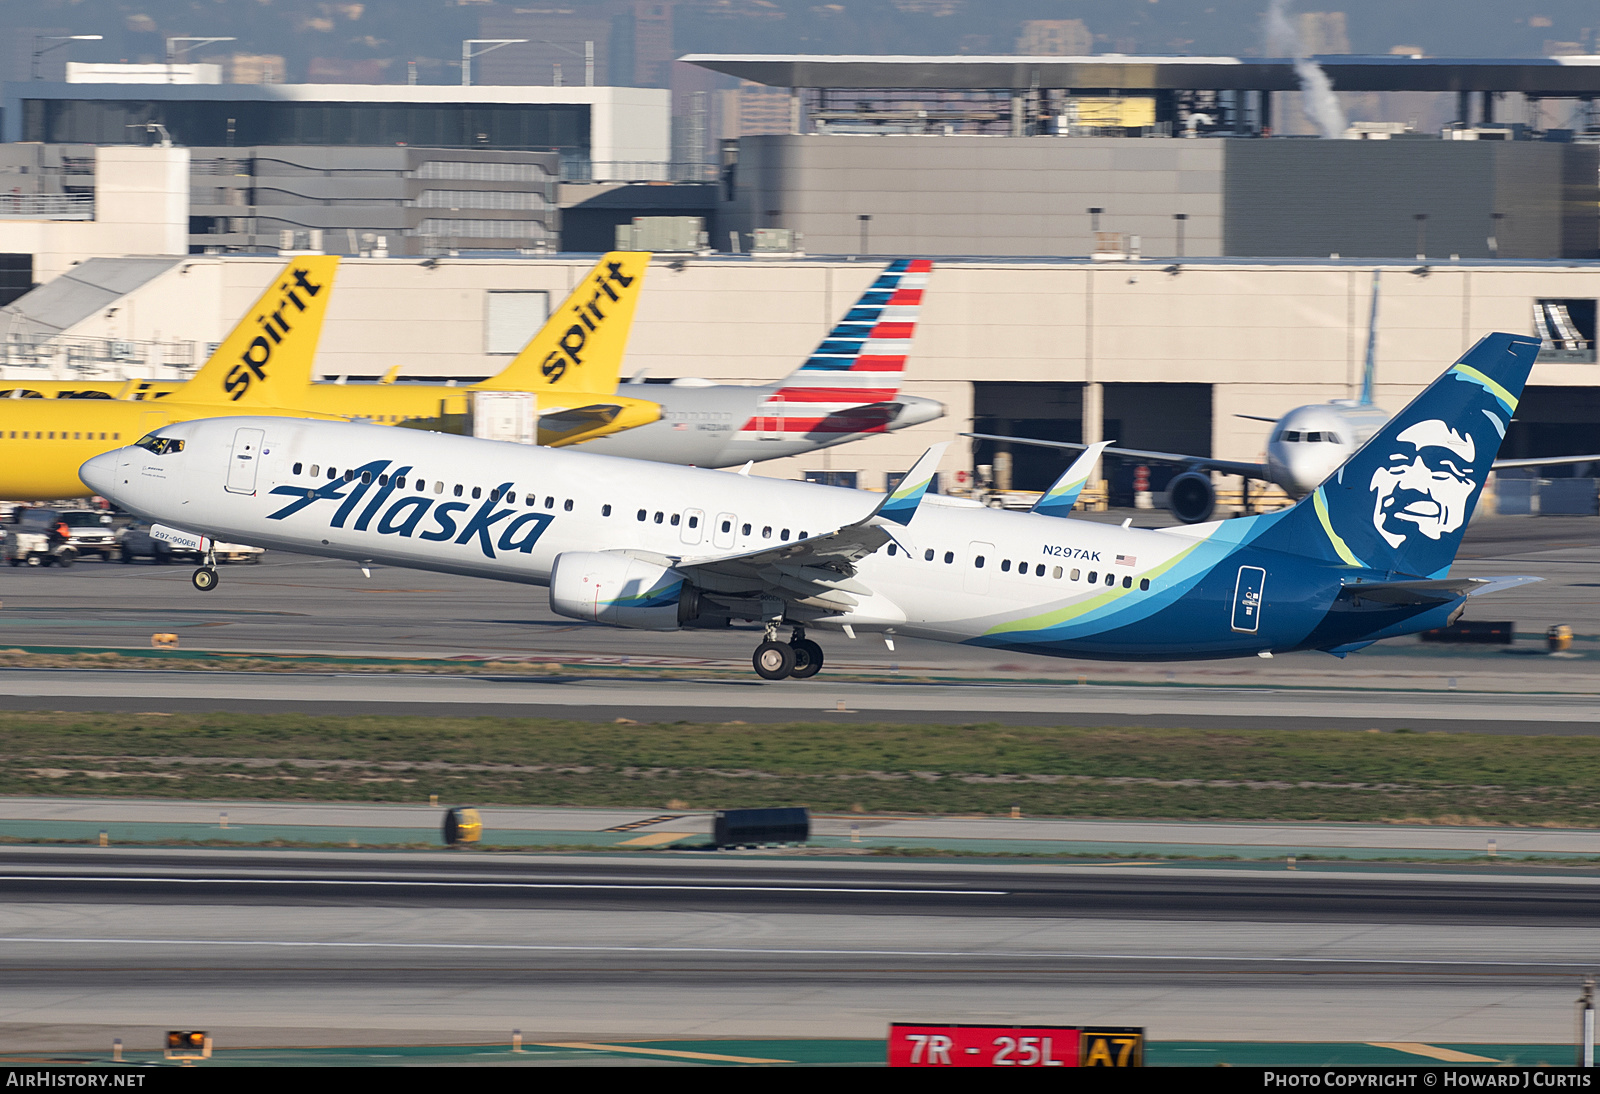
[972,271,1600,522]
[80,332,1542,680]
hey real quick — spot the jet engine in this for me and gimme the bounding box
[1166,471,1216,524]
[549,551,700,630]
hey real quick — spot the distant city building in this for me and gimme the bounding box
[1015,20,1094,56]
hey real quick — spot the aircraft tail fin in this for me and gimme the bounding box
[1031,441,1112,518]
[1257,332,1541,578]
[760,259,933,432]
[477,252,649,396]
[1359,269,1380,406]
[175,256,340,406]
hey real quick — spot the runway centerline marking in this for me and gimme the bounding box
[0,937,1593,969]
[0,875,1005,896]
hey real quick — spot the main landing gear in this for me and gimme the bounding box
[752,625,825,681]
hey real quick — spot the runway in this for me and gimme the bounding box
[0,848,1591,1049]
[5,665,1600,732]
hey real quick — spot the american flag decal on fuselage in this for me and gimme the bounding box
[735,259,933,440]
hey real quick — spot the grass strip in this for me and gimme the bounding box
[1,711,1600,825]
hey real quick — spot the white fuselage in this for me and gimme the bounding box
[82,417,1231,652]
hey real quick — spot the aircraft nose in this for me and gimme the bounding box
[79,451,121,496]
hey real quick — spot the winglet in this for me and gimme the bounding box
[1031,440,1112,518]
[875,442,948,526]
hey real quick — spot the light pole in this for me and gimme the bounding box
[1414,213,1428,260]
[858,214,872,256]
[32,35,103,80]
[461,39,529,88]
[535,39,595,87]
[1173,212,1188,258]
[166,37,236,63]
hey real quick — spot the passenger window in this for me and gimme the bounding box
[1001,560,1011,572]
[923,548,934,561]
[688,515,698,527]
[888,543,898,556]
[762,526,772,538]
[524,493,535,505]
[671,514,681,526]
[1036,564,1046,577]
[328,468,337,479]
[471,487,481,500]
[975,556,985,568]
[720,520,731,533]
[346,470,356,482]
[944,551,954,564]
[397,477,407,489]
[1139,578,1150,591]
[453,484,463,497]
[1105,573,1115,586]
[780,528,789,540]
[379,474,389,487]
[798,531,807,539]
[293,462,303,475]
[1088,571,1098,583]
[637,509,647,521]
[488,488,499,501]
[1052,566,1062,579]
[654,512,664,524]
[1122,576,1133,588]
[434,481,444,494]
[564,499,573,512]
[742,523,751,536]
[1070,568,1080,581]
[361,471,372,484]
[602,504,612,516]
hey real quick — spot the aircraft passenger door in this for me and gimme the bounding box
[224,427,266,495]
[1231,566,1265,634]
[713,512,737,550]
[964,541,995,596]
[681,508,705,546]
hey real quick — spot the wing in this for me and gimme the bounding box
[964,432,1270,480]
[674,443,948,610]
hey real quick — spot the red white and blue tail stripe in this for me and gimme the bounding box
[737,259,933,439]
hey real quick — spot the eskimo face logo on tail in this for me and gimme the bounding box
[1368,420,1479,548]
[224,267,324,401]
[541,260,636,384]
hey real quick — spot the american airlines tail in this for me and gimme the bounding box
[734,258,934,441]
[176,256,341,407]
[477,252,650,396]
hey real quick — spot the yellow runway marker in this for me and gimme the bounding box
[536,1042,790,1064]
[1368,1043,1500,1063]
[616,832,692,847]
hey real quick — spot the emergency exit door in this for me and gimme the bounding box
[1231,566,1265,634]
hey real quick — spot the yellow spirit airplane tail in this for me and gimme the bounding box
[175,256,341,407]
[477,251,649,396]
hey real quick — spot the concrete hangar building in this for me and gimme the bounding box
[5,56,1600,500]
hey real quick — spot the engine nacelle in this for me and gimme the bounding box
[549,551,698,630]
[1167,471,1216,524]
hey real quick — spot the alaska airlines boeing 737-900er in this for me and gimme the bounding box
[84,332,1539,680]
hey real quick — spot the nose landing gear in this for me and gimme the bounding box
[191,544,220,592]
[751,625,826,681]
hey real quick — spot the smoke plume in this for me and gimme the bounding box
[1265,0,1348,139]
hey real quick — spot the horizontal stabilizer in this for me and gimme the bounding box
[1343,575,1539,606]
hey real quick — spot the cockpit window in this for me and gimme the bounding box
[1279,430,1301,443]
[133,432,184,455]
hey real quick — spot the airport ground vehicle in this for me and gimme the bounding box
[8,507,115,561]
[86,333,1541,679]
[1,528,74,567]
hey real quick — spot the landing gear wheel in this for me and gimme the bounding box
[191,567,219,592]
[753,640,796,680]
[790,639,824,679]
